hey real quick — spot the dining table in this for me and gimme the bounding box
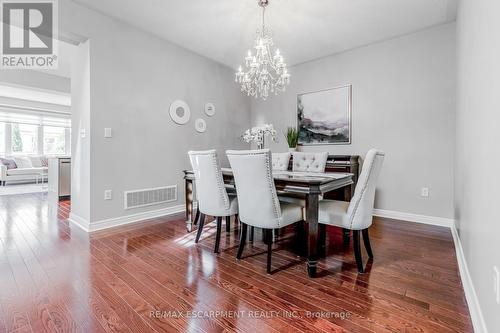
[183,168,354,277]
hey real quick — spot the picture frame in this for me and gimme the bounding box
[297,84,352,145]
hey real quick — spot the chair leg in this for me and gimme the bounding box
[362,228,374,259]
[195,213,206,243]
[249,226,254,242]
[237,223,247,259]
[225,216,231,233]
[318,224,327,258]
[266,229,272,274]
[214,217,222,253]
[193,209,200,226]
[353,230,364,273]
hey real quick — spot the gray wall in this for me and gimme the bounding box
[251,23,456,219]
[456,0,500,331]
[61,1,250,223]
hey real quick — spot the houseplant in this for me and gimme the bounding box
[285,127,299,152]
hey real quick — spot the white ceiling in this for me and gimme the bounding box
[74,0,457,68]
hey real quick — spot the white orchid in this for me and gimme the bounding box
[241,124,277,146]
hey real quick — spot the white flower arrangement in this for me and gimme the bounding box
[241,124,277,147]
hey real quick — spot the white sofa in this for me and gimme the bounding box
[0,156,48,186]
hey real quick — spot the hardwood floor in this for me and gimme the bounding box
[0,193,472,332]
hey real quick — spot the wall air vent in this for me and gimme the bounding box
[124,185,177,209]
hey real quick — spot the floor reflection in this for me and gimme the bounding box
[0,194,474,333]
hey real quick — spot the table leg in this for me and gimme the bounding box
[342,228,351,245]
[306,190,320,277]
[185,178,194,231]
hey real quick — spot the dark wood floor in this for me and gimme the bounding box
[0,193,472,333]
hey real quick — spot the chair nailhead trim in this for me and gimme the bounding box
[347,154,378,229]
[231,151,282,226]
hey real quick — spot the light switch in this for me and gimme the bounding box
[104,190,112,200]
[80,128,86,138]
[104,128,112,138]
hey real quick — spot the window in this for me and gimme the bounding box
[0,123,70,156]
[11,124,38,155]
[43,126,66,155]
[0,84,71,156]
[0,122,5,155]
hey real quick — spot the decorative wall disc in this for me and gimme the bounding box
[195,118,207,133]
[169,100,191,125]
[204,102,216,117]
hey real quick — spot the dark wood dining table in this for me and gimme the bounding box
[183,169,354,277]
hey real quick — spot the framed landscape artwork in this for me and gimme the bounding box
[297,85,352,145]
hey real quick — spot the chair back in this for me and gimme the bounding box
[292,152,328,172]
[346,149,385,230]
[226,149,282,228]
[188,150,230,216]
[271,152,291,171]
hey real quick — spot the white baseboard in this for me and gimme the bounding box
[68,202,197,233]
[373,208,486,332]
[87,204,186,232]
[451,225,488,333]
[372,208,454,228]
[68,212,91,232]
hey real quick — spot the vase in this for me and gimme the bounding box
[257,135,265,150]
[288,147,296,152]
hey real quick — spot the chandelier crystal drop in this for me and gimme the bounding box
[235,0,290,100]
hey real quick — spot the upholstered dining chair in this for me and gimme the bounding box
[226,149,304,274]
[279,151,329,207]
[188,150,238,253]
[238,152,291,242]
[318,149,385,273]
[271,152,291,171]
[291,152,329,172]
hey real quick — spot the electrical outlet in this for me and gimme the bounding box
[494,266,500,304]
[104,190,112,200]
[420,187,429,197]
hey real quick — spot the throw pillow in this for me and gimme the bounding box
[40,156,48,167]
[0,158,17,169]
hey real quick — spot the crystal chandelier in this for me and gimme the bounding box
[235,0,290,100]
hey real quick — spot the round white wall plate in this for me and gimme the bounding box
[204,102,215,116]
[195,118,207,133]
[169,100,191,125]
